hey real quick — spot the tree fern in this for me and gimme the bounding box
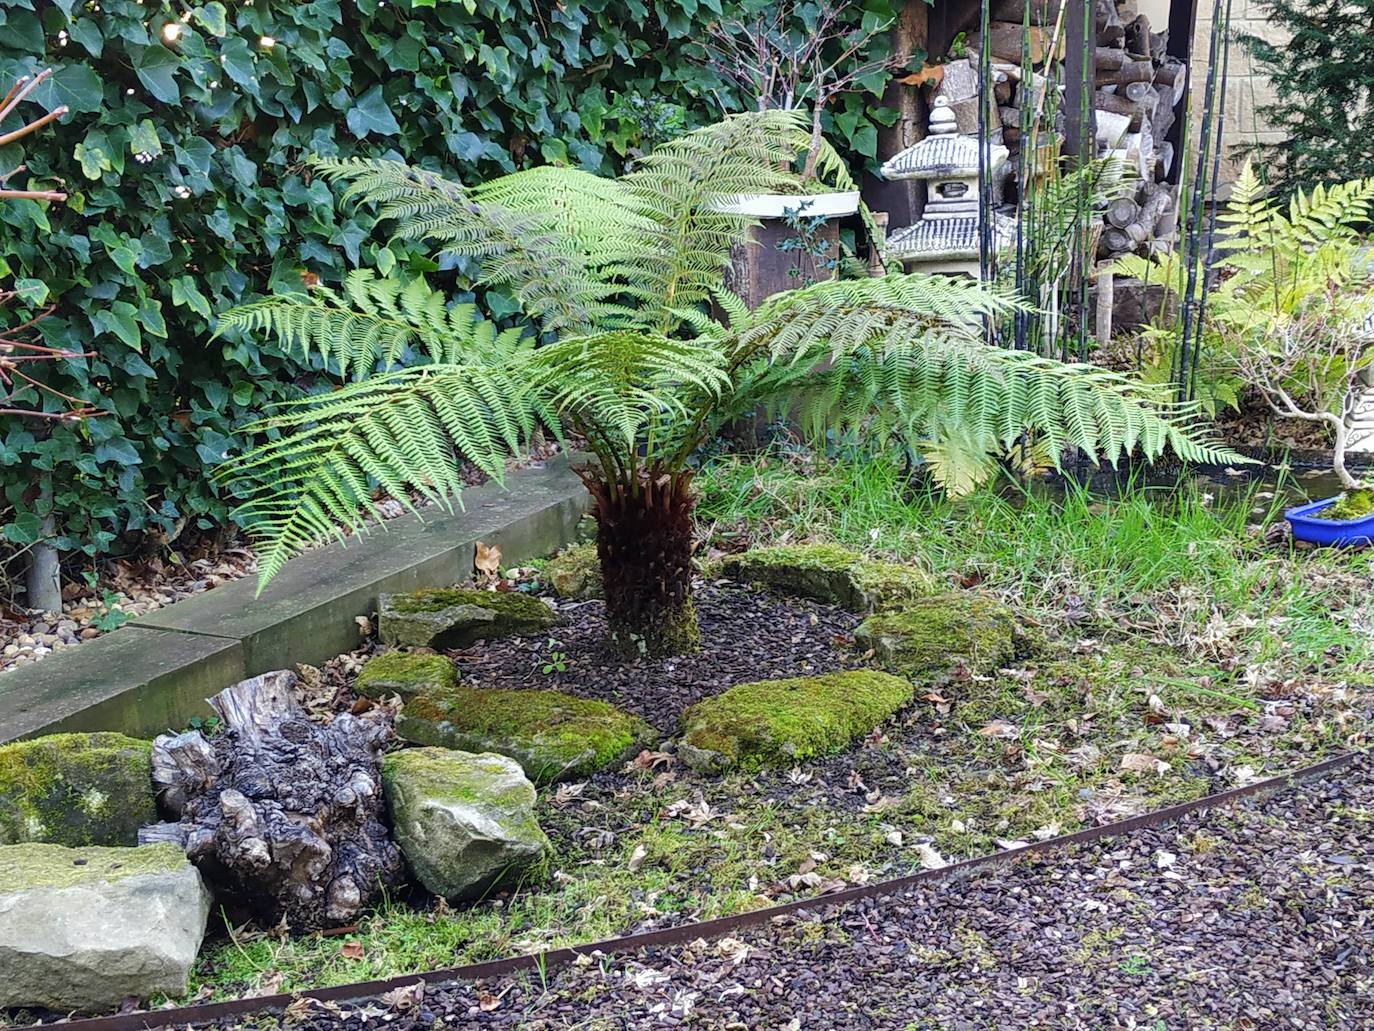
[220,110,1242,591]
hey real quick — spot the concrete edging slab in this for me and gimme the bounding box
[0,457,590,743]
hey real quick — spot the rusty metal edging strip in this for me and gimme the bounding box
[30,749,1361,1031]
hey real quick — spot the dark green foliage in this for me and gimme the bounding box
[1237,0,1374,193]
[0,0,904,568]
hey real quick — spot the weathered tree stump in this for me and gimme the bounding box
[140,671,403,931]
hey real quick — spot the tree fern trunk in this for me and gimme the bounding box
[580,466,699,659]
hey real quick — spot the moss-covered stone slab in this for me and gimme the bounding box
[715,543,937,612]
[546,542,603,600]
[354,652,457,700]
[0,732,156,847]
[382,747,549,901]
[855,593,1022,680]
[678,670,914,773]
[395,684,656,785]
[378,588,557,650]
[0,842,211,1010]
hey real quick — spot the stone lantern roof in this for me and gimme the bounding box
[879,96,1009,183]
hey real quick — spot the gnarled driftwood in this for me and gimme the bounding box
[140,671,403,930]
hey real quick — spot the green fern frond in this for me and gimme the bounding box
[217,364,548,589]
[309,157,616,335]
[215,269,526,376]
[616,111,808,331]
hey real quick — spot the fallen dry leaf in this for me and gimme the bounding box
[475,540,502,578]
[979,720,1019,739]
[1120,752,1169,776]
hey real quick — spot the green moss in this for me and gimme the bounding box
[855,593,1022,680]
[1325,487,1374,521]
[715,542,936,612]
[355,652,457,700]
[0,732,157,847]
[380,587,558,648]
[546,542,603,600]
[678,670,914,772]
[0,841,189,891]
[607,595,701,659]
[395,685,656,785]
[389,588,552,618]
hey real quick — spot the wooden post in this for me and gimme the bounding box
[865,0,930,229]
[1164,0,1199,184]
[1064,0,1097,167]
[1096,270,1115,346]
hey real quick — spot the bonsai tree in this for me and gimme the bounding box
[1221,165,1374,492]
[219,112,1233,657]
[1116,161,1374,490]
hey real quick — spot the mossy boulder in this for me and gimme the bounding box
[0,732,157,847]
[379,587,557,649]
[715,543,937,612]
[395,684,656,784]
[0,842,211,1010]
[355,652,457,700]
[855,593,1023,680]
[546,542,603,600]
[382,747,549,901]
[678,670,914,773]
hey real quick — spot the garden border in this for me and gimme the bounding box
[30,749,1360,1031]
[0,457,591,745]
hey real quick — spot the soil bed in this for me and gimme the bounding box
[205,751,1374,1030]
[450,584,862,732]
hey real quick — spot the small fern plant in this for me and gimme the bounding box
[1114,161,1374,487]
[218,111,1236,657]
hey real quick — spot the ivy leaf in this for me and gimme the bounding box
[134,45,182,104]
[35,64,105,115]
[345,86,401,138]
[129,119,163,158]
[67,17,105,57]
[95,439,142,466]
[74,141,113,180]
[192,2,229,37]
[14,278,49,305]
[3,512,44,546]
[219,35,257,87]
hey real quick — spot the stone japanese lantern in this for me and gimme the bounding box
[880,95,1016,275]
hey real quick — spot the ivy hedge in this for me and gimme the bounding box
[0,0,904,573]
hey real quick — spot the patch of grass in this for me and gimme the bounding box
[183,448,1374,1003]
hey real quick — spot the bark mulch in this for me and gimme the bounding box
[448,584,864,733]
[227,752,1374,1031]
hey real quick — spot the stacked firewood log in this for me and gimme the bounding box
[920,0,1183,260]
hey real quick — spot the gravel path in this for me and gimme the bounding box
[229,752,1373,1031]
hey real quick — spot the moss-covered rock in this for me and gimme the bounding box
[0,732,157,847]
[855,593,1023,680]
[678,670,914,772]
[379,588,557,649]
[354,652,457,700]
[395,685,656,785]
[382,747,549,901]
[715,543,937,612]
[546,542,603,600]
[0,842,210,1010]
